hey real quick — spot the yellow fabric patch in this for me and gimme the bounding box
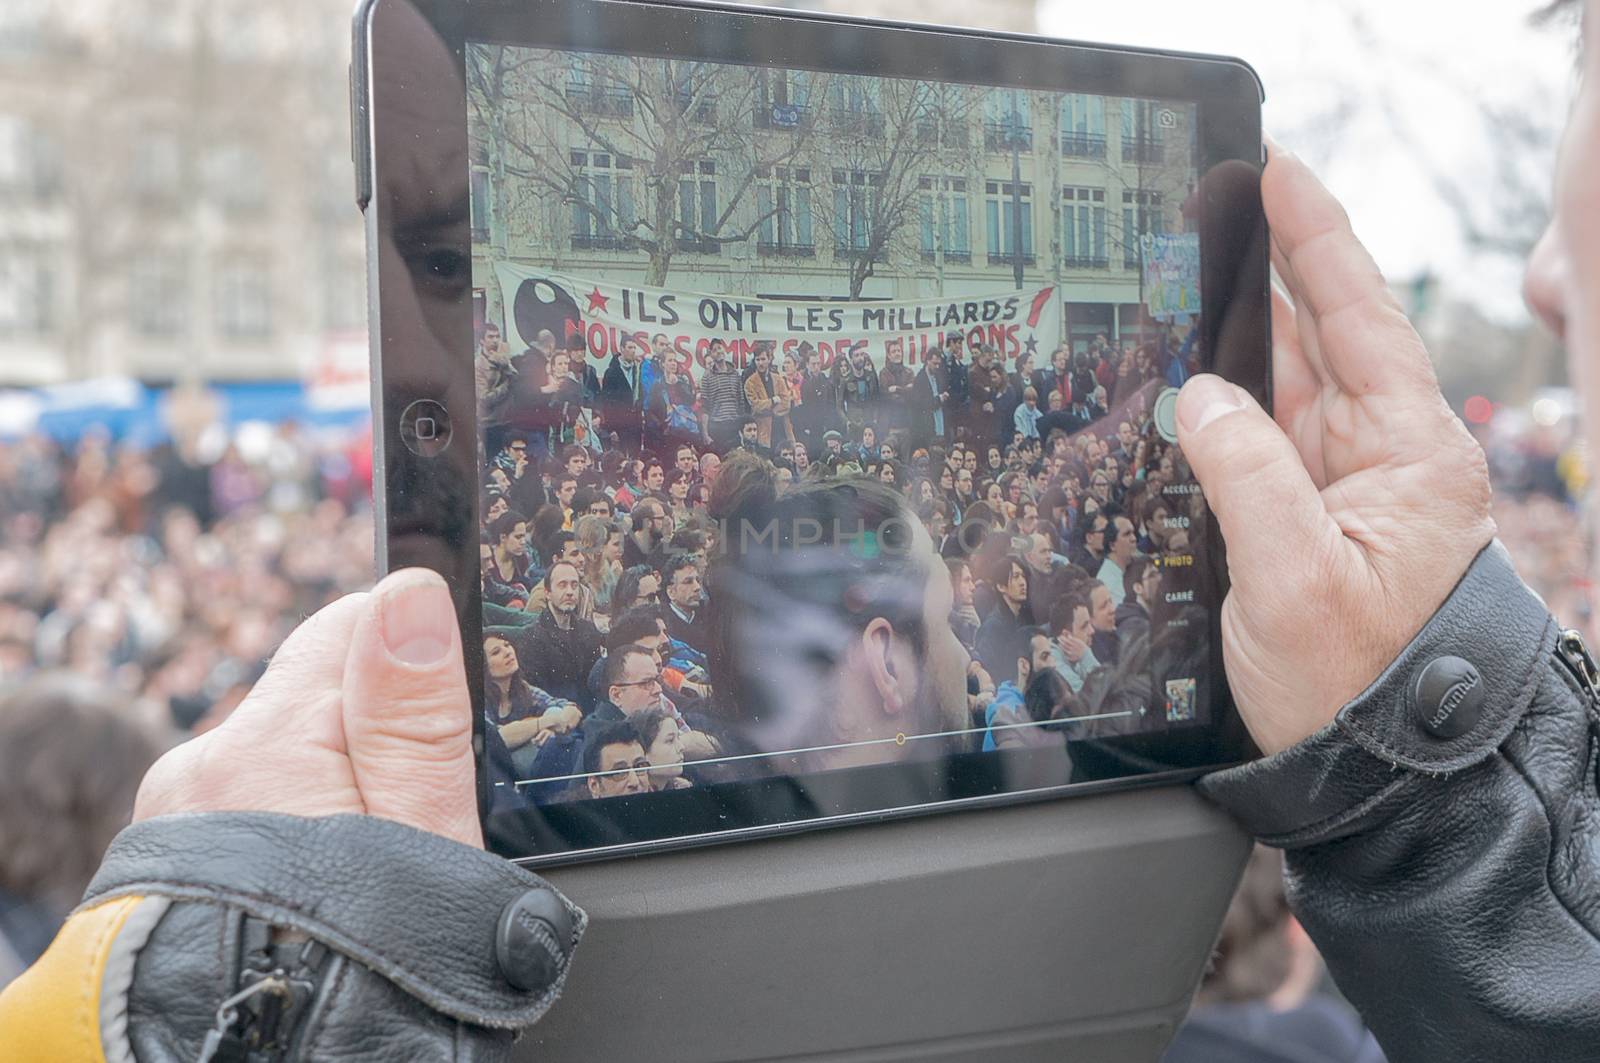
[0,895,143,1063]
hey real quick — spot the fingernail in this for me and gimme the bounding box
[377,569,454,667]
[1178,375,1250,435]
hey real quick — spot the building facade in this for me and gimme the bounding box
[470,46,1197,357]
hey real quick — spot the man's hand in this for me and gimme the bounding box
[1176,146,1494,756]
[135,569,482,848]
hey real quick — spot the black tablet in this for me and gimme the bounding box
[354,0,1268,866]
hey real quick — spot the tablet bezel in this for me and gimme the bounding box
[356,0,1269,867]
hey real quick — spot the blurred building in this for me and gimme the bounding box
[0,0,1036,388]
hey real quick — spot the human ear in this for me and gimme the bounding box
[859,617,916,717]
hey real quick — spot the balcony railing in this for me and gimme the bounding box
[676,236,722,254]
[984,121,1033,153]
[920,249,972,265]
[1123,253,1141,271]
[1062,254,1110,269]
[1058,131,1107,158]
[986,250,1036,267]
[564,85,634,118]
[571,232,628,251]
[758,240,816,257]
[1122,136,1165,163]
[835,243,887,263]
[831,109,887,137]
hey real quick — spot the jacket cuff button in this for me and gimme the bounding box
[495,888,574,992]
[1411,656,1485,739]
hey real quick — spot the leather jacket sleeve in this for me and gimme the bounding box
[1199,541,1600,1062]
[0,813,584,1061]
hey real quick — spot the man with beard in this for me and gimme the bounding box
[523,560,604,710]
[841,343,881,430]
[1069,510,1109,575]
[741,342,793,449]
[878,338,916,444]
[622,497,668,570]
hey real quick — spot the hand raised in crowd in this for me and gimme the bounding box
[1176,145,1495,756]
[134,569,482,847]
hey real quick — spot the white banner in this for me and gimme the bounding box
[493,265,1061,376]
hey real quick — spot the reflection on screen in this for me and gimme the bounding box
[466,42,1211,809]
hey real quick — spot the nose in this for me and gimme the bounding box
[1523,225,1569,342]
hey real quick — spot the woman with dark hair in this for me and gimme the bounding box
[665,468,693,527]
[612,564,661,617]
[483,634,582,775]
[634,707,693,792]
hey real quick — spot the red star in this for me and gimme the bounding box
[585,287,609,314]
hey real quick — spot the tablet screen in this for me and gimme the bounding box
[459,26,1245,858]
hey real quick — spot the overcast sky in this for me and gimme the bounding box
[1038,0,1581,322]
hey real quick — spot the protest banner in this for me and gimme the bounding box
[1139,233,1201,322]
[493,264,1061,377]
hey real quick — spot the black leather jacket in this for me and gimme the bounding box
[1201,541,1600,1061]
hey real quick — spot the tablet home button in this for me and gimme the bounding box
[399,399,452,458]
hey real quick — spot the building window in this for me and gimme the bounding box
[756,69,812,129]
[984,180,1033,265]
[570,150,635,251]
[566,56,632,117]
[205,142,266,214]
[832,169,882,254]
[918,176,970,264]
[677,160,718,253]
[132,131,182,204]
[1122,189,1165,268]
[670,61,718,124]
[828,78,884,137]
[470,167,491,241]
[1121,99,1167,163]
[1059,94,1106,158]
[129,252,186,337]
[983,90,1032,153]
[757,165,813,256]
[215,258,272,339]
[0,245,52,336]
[1062,187,1108,268]
[0,114,60,198]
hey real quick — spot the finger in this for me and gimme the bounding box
[1263,150,1435,397]
[1176,374,1339,594]
[342,568,482,848]
[1268,281,1330,489]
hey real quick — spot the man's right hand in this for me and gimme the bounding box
[1175,145,1495,757]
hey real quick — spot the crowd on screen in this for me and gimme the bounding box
[474,321,1220,803]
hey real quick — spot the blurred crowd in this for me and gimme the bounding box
[0,422,376,735]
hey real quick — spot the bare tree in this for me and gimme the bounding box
[467,47,824,286]
[810,77,978,299]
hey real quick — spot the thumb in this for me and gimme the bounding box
[1175,374,1333,593]
[342,568,482,848]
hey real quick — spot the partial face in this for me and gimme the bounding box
[1007,478,1024,503]
[1118,422,1135,449]
[1138,563,1161,603]
[1111,517,1136,564]
[558,479,577,507]
[645,464,665,491]
[566,452,589,476]
[653,335,671,357]
[1069,603,1093,645]
[879,463,897,485]
[793,447,809,470]
[700,453,721,480]
[610,652,664,715]
[963,451,978,472]
[985,483,1004,506]
[588,498,612,518]
[939,467,954,491]
[1003,562,1028,605]
[484,636,518,679]
[587,740,650,798]
[1087,515,1108,554]
[548,562,581,614]
[862,427,876,449]
[1090,585,1115,632]
[956,469,973,493]
[554,539,582,568]
[1029,633,1055,679]
[827,437,843,457]
[676,448,697,474]
[479,542,494,575]
[755,350,771,372]
[1018,502,1038,532]
[886,341,903,365]
[645,716,685,782]
[953,563,975,606]
[501,521,529,557]
[711,340,727,364]
[1027,533,1052,571]
[550,353,571,379]
[622,339,641,364]
[783,354,798,374]
[667,564,702,610]
[635,573,661,603]
[486,496,508,523]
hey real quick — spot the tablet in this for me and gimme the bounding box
[354,0,1268,866]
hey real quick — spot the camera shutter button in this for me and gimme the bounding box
[495,888,574,993]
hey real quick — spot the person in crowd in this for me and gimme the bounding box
[486,509,539,607]
[1081,577,1119,667]
[622,497,668,570]
[580,718,652,800]
[1097,515,1138,607]
[646,349,700,449]
[661,554,709,654]
[1069,510,1109,575]
[975,556,1034,680]
[1046,593,1100,695]
[1014,385,1043,442]
[1116,557,1158,653]
[522,561,604,710]
[742,341,793,448]
[600,335,647,451]
[842,343,881,428]
[612,565,661,617]
[699,337,747,450]
[734,417,773,461]
[981,625,1056,752]
[482,633,583,777]
[474,322,518,432]
[573,514,622,616]
[635,707,693,792]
